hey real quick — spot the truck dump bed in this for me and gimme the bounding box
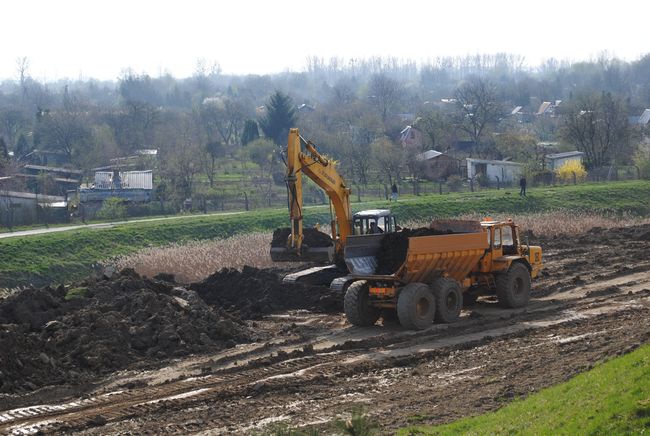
[344,220,489,283]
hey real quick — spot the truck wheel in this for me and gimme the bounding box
[397,283,436,330]
[432,277,463,323]
[496,262,531,308]
[344,281,380,327]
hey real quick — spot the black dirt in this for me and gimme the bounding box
[0,269,251,394]
[271,227,333,248]
[375,227,457,275]
[190,266,341,319]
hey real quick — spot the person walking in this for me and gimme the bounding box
[519,176,527,196]
[390,183,398,202]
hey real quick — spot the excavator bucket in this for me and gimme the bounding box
[270,227,336,263]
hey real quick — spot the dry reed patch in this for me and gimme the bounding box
[110,232,303,283]
[404,211,650,238]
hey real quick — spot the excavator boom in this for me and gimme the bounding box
[270,128,352,263]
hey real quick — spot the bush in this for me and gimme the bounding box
[555,160,587,183]
[635,145,650,180]
[96,198,127,221]
[447,175,464,192]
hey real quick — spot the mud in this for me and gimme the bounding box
[0,269,251,394]
[376,227,456,274]
[0,223,649,434]
[190,266,341,319]
[271,227,333,248]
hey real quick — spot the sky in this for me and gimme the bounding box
[1,0,648,82]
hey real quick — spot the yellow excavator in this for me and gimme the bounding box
[270,128,397,283]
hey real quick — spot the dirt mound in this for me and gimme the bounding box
[271,227,333,248]
[190,266,341,319]
[0,270,251,393]
[375,228,456,275]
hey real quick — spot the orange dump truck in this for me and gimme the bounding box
[335,219,543,330]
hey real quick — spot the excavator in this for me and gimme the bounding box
[270,128,397,284]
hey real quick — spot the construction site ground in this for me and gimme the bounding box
[1,224,649,434]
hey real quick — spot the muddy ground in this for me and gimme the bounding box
[0,224,649,434]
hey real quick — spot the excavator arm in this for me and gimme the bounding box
[273,128,352,262]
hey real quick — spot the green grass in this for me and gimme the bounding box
[1,180,648,288]
[400,344,650,435]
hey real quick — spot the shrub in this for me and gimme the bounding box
[447,175,464,192]
[555,160,587,183]
[96,197,127,221]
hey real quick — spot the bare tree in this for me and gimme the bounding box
[561,92,631,168]
[16,57,29,102]
[371,136,403,185]
[453,77,503,156]
[368,74,402,122]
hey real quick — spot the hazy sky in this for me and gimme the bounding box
[2,0,648,81]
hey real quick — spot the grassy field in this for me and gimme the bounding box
[1,180,648,288]
[400,343,650,435]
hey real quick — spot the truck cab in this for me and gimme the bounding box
[352,209,397,235]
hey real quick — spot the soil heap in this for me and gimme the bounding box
[0,269,250,393]
[375,228,456,275]
[190,266,341,319]
[271,227,333,248]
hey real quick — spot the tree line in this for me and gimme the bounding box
[0,53,649,208]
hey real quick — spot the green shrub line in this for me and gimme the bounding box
[1,180,648,288]
[400,343,650,435]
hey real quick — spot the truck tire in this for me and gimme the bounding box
[344,280,380,327]
[397,283,436,330]
[496,262,531,308]
[432,277,463,323]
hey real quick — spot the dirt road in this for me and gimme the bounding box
[1,225,649,434]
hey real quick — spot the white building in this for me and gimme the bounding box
[545,151,585,170]
[466,158,523,183]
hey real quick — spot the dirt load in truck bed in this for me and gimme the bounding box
[375,227,459,275]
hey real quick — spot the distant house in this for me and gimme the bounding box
[545,151,585,170]
[466,158,523,183]
[536,100,562,116]
[18,164,82,196]
[0,190,68,226]
[416,150,458,180]
[399,125,424,148]
[21,149,70,166]
[637,109,650,126]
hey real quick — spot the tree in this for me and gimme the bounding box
[34,107,92,162]
[241,119,259,146]
[200,97,245,149]
[0,109,29,148]
[247,138,278,206]
[370,136,403,185]
[368,74,402,122]
[203,141,225,187]
[259,91,297,145]
[560,92,631,168]
[414,110,453,151]
[453,77,503,156]
[14,134,31,160]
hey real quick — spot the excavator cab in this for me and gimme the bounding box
[352,210,397,235]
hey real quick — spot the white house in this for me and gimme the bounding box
[466,158,523,183]
[545,151,585,170]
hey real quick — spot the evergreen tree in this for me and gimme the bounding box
[241,119,260,146]
[258,91,297,145]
